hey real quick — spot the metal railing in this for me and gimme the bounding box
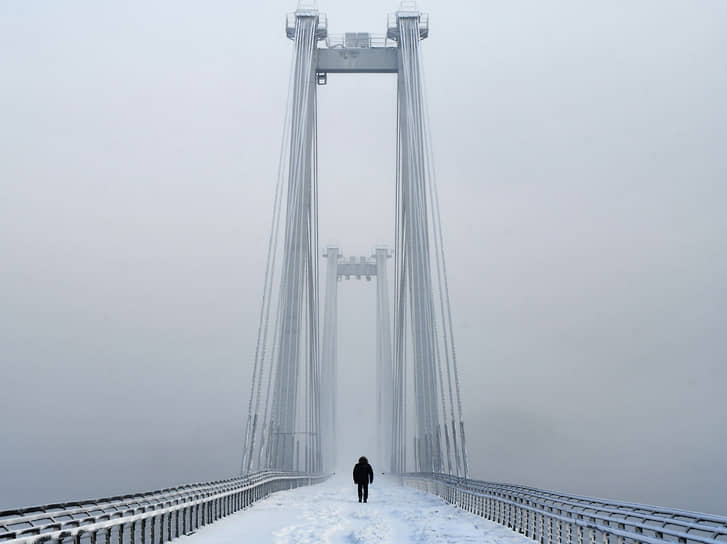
[322,34,396,49]
[401,473,727,544]
[0,471,330,544]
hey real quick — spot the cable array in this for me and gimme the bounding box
[240,11,324,475]
[391,11,469,477]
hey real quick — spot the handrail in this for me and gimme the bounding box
[0,472,274,528]
[0,471,330,544]
[400,473,727,544]
[436,474,727,524]
[321,34,396,49]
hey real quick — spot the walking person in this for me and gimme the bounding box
[353,456,374,503]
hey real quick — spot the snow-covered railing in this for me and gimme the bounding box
[321,33,396,49]
[400,473,727,544]
[0,471,330,544]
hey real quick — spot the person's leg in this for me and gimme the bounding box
[357,483,362,502]
[363,483,368,502]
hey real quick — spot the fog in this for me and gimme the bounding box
[1,0,725,516]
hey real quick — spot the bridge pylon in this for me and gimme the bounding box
[241,3,469,478]
[320,247,393,472]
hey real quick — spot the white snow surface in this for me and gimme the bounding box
[186,475,533,544]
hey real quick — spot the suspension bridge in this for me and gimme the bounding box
[2,3,726,544]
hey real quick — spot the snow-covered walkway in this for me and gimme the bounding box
[186,475,533,544]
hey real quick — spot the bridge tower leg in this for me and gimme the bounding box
[375,247,393,472]
[320,246,340,471]
[269,6,326,473]
[390,6,469,476]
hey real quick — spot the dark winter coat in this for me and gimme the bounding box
[353,457,374,485]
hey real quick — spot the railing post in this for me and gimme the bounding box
[519,506,525,534]
[539,512,544,544]
[549,516,553,544]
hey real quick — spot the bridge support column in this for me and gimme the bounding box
[375,247,393,471]
[320,246,339,471]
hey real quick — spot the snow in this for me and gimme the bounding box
[185,475,534,544]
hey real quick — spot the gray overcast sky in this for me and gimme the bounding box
[1,0,726,516]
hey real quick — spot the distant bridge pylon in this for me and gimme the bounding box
[319,247,393,471]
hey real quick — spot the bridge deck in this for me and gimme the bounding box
[183,475,531,544]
